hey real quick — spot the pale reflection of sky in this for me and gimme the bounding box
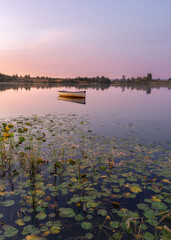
[0,86,171,143]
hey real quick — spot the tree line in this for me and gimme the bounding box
[0,72,171,83]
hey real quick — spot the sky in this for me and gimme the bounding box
[0,0,171,79]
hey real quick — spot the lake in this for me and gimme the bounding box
[0,84,171,144]
[0,84,171,240]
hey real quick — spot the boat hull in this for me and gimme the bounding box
[58,96,86,104]
[57,91,86,98]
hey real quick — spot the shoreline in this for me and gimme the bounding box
[0,80,171,88]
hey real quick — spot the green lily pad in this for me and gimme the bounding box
[4,226,18,238]
[36,212,47,220]
[40,226,49,232]
[50,226,61,234]
[2,200,15,207]
[112,232,122,239]
[137,203,149,210]
[110,221,119,229]
[75,214,84,221]
[151,202,168,211]
[23,216,31,222]
[15,218,25,226]
[46,221,53,227]
[143,232,154,240]
[97,209,107,216]
[81,222,92,230]
[130,185,142,193]
[85,233,93,239]
[86,215,93,220]
[59,208,75,218]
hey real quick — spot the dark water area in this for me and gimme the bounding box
[0,84,171,240]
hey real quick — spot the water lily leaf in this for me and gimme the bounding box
[85,233,93,239]
[151,202,168,211]
[25,235,43,240]
[140,224,147,230]
[46,221,53,227]
[112,232,122,239]
[164,198,171,204]
[23,216,31,222]
[26,225,40,235]
[36,212,47,220]
[110,221,119,229]
[130,185,142,193]
[2,200,15,207]
[86,201,98,208]
[137,203,149,210]
[4,226,18,237]
[40,226,48,232]
[15,218,25,226]
[75,214,84,221]
[143,232,154,240]
[50,226,61,234]
[146,219,158,226]
[0,214,3,219]
[97,209,107,216]
[113,188,120,193]
[81,222,92,230]
[152,196,161,202]
[86,215,93,220]
[22,230,29,236]
[59,208,75,218]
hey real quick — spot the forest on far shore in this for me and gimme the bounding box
[0,73,171,84]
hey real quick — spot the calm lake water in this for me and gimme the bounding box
[0,84,171,240]
[0,84,171,144]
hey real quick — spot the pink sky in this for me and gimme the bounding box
[0,0,171,79]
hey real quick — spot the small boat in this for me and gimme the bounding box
[58,96,86,105]
[57,90,86,98]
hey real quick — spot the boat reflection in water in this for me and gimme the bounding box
[57,96,86,105]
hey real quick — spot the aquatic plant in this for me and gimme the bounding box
[0,115,170,240]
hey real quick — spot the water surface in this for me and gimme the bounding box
[0,84,170,144]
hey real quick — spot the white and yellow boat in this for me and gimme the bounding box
[57,90,86,98]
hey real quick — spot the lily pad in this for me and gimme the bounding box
[81,222,92,230]
[36,212,47,220]
[130,185,142,193]
[23,216,31,222]
[143,232,154,240]
[151,202,168,211]
[97,209,107,216]
[59,208,75,218]
[85,233,93,239]
[137,203,149,210]
[50,226,61,234]
[15,218,25,226]
[75,214,84,221]
[2,200,15,207]
[110,221,119,229]
[4,226,18,238]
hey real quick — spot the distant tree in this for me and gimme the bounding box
[24,74,30,79]
[122,75,126,81]
[147,73,152,81]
